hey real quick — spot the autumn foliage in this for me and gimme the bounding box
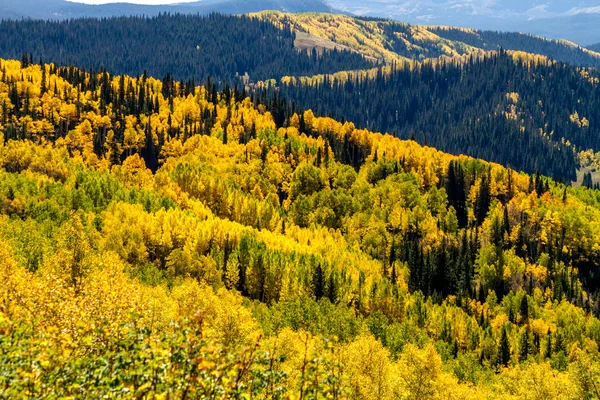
[2,59,600,398]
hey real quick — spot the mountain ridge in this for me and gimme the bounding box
[0,0,334,19]
[326,0,600,45]
[255,12,600,68]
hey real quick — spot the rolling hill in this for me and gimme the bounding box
[272,50,600,182]
[2,12,599,183]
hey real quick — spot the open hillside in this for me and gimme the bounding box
[3,58,600,397]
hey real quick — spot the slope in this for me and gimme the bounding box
[271,50,600,182]
[255,12,600,67]
[0,0,334,19]
[3,58,600,397]
[2,11,600,86]
[326,0,600,46]
[0,14,373,82]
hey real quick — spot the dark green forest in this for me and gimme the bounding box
[272,51,600,181]
[0,13,372,82]
[429,27,600,68]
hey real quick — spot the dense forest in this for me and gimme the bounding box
[3,58,600,398]
[429,27,600,68]
[272,50,600,182]
[0,0,333,20]
[0,13,372,82]
[3,11,600,89]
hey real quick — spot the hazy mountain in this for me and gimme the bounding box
[589,42,600,52]
[2,0,598,45]
[0,0,333,20]
[326,0,600,45]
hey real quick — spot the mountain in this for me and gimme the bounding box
[326,0,600,45]
[273,50,599,182]
[0,14,373,82]
[0,0,333,19]
[4,58,600,397]
[589,42,600,52]
[1,12,600,88]
[3,12,599,182]
[257,12,600,67]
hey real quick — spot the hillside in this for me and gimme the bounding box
[0,14,373,83]
[256,12,600,67]
[326,0,600,46]
[428,26,600,67]
[2,12,600,87]
[0,0,333,19]
[4,58,600,398]
[270,50,600,182]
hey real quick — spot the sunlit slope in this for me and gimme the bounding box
[3,58,600,397]
[256,11,600,67]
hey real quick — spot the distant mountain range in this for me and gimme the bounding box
[1,0,599,46]
[0,0,333,20]
[326,0,600,45]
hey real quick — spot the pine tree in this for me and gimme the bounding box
[518,331,529,362]
[312,264,325,301]
[446,161,468,228]
[544,331,552,359]
[583,172,594,189]
[475,174,491,225]
[498,326,511,367]
[520,295,529,322]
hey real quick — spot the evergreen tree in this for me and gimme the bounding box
[312,264,325,301]
[446,161,468,228]
[498,326,511,367]
[475,174,491,225]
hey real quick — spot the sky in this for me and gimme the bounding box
[67,0,200,4]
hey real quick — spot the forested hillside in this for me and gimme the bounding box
[256,12,600,67]
[271,50,600,182]
[0,14,373,82]
[428,27,600,67]
[0,0,334,20]
[4,58,600,398]
[2,11,600,88]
